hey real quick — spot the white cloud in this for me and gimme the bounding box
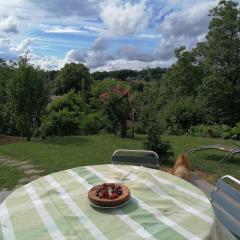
[65,49,87,62]
[0,16,19,34]
[0,37,10,48]
[161,1,216,38]
[29,53,64,70]
[91,36,108,51]
[100,0,150,36]
[43,25,83,34]
[28,0,102,18]
[11,38,35,54]
[92,58,175,72]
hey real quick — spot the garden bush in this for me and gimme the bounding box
[143,123,173,163]
[159,97,204,135]
[82,112,111,135]
[188,124,231,138]
[222,122,240,140]
[42,91,85,137]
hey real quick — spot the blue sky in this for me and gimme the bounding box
[0,0,235,71]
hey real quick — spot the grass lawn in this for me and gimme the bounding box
[0,134,239,185]
[0,164,23,189]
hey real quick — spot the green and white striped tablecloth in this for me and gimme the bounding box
[0,164,223,240]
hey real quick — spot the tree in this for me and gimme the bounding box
[54,63,92,99]
[0,59,15,134]
[161,47,204,101]
[42,91,86,137]
[6,56,49,141]
[100,85,133,138]
[198,0,240,125]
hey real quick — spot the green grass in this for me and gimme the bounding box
[0,164,23,189]
[0,134,239,182]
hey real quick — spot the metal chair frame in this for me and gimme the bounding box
[187,143,240,163]
[210,175,240,239]
[112,149,160,169]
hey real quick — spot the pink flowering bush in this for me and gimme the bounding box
[99,85,133,138]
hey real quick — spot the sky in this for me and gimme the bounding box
[0,0,234,72]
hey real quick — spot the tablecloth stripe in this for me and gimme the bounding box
[67,169,157,240]
[85,166,202,240]
[110,165,213,224]
[25,183,66,240]
[132,166,210,204]
[32,178,91,240]
[0,164,217,240]
[71,167,186,240]
[0,202,16,240]
[56,171,147,240]
[44,175,108,240]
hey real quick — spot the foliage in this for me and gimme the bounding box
[161,47,204,99]
[143,123,173,163]
[223,122,240,140]
[198,0,240,126]
[99,85,133,138]
[6,56,49,141]
[91,79,129,98]
[82,112,111,135]
[53,63,92,98]
[91,68,166,82]
[188,124,231,138]
[159,97,204,135]
[134,84,162,134]
[0,59,15,134]
[43,91,85,137]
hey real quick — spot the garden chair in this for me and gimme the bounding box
[210,175,240,239]
[112,149,160,169]
[187,142,240,163]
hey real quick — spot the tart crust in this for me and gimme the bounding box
[88,184,131,207]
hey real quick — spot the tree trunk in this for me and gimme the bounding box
[120,119,127,138]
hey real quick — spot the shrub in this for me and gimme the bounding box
[42,91,85,137]
[43,109,82,137]
[223,122,240,140]
[188,124,231,138]
[159,97,204,135]
[82,112,111,135]
[143,123,173,163]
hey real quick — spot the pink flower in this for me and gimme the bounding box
[123,89,129,97]
[113,85,122,95]
[99,92,109,102]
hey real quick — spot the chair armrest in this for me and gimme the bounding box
[220,175,240,185]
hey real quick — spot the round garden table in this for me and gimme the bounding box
[0,164,226,239]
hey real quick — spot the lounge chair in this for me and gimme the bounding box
[187,143,240,163]
[210,175,240,239]
[112,149,160,169]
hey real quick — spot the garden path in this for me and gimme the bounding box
[0,155,45,191]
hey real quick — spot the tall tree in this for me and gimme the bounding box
[0,59,14,134]
[199,0,240,125]
[54,63,92,98]
[160,47,204,105]
[6,56,49,141]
